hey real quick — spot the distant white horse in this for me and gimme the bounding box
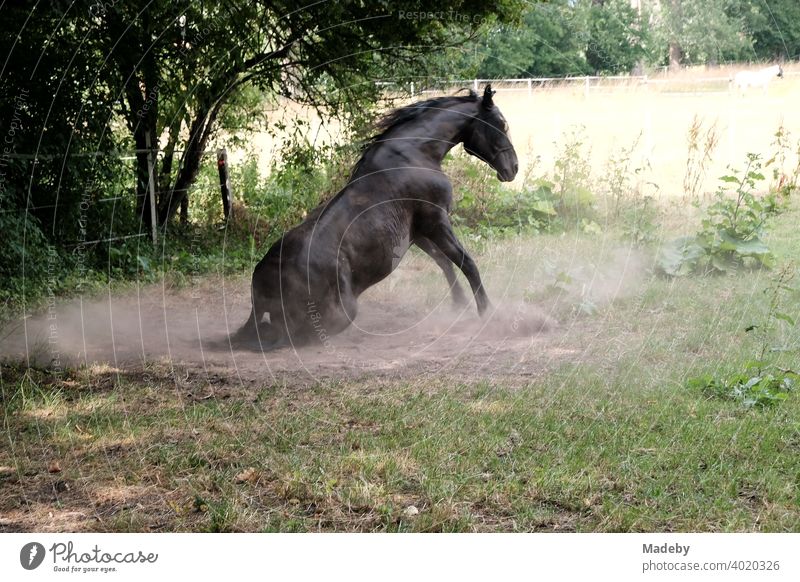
[732,65,784,93]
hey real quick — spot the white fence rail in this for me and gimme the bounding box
[382,70,800,98]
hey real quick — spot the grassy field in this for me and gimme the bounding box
[491,65,800,194]
[2,201,799,532]
[243,64,800,201]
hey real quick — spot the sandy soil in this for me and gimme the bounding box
[1,239,650,387]
[0,275,566,387]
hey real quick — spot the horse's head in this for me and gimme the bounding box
[463,85,518,182]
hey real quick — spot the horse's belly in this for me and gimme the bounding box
[344,236,409,295]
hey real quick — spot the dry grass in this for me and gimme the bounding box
[240,64,800,204]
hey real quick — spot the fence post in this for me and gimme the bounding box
[410,82,415,98]
[527,78,532,98]
[473,79,479,93]
[217,149,232,221]
[584,77,590,99]
[144,131,158,244]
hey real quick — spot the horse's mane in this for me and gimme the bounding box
[370,91,479,141]
[310,90,479,223]
[349,90,479,178]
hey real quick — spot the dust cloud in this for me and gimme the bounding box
[0,242,649,384]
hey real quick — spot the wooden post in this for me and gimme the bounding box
[144,131,157,244]
[527,78,532,98]
[473,79,479,93]
[217,149,232,221]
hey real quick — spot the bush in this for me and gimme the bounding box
[447,128,604,239]
[658,154,781,276]
[551,129,596,225]
[447,155,559,237]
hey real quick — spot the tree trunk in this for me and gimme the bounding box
[109,9,160,236]
[669,42,683,71]
[129,93,158,235]
[134,129,151,231]
[157,117,182,205]
[668,0,683,72]
[159,103,221,226]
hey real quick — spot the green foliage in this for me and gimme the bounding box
[690,368,797,409]
[449,128,663,242]
[0,0,526,305]
[656,0,753,66]
[767,125,800,201]
[733,0,800,61]
[658,154,781,276]
[585,0,650,74]
[0,4,131,302]
[448,155,557,237]
[551,130,595,225]
[448,135,601,240]
[746,262,799,361]
[599,137,661,246]
[478,2,591,77]
[476,0,649,77]
[621,196,660,246]
[468,0,800,76]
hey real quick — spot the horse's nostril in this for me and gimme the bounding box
[513,162,519,174]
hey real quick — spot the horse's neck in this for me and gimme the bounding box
[383,105,474,165]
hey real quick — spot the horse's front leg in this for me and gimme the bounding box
[420,212,491,316]
[414,235,468,306]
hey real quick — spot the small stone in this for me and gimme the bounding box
[47,461,62,474]
[403,505,419,517]
[233,467,258,484]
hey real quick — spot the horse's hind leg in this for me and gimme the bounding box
[414,236,468,306]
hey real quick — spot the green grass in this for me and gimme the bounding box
[2,249,799,533]
[2,363,799,532]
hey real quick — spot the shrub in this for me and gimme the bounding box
[658,154,780,276]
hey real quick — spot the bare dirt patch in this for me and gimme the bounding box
[1,244,647,386]
[1,284,557,386]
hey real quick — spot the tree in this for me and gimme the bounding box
[656,0,751,67]
[0,1,526,240]
[585,0,649,74]
[733,0,800,60]
[0,1,530,298]
[89,1,526,227]
[0,3,128,293]
[476,0,650,79]
[477,1,590,78]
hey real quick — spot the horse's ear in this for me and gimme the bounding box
[482,84,496,109]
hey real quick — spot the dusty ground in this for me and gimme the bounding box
[0,242,647,386]
[1,273,560,387]
[5,234,800,533]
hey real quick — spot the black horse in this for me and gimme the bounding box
[236,85,518,349]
